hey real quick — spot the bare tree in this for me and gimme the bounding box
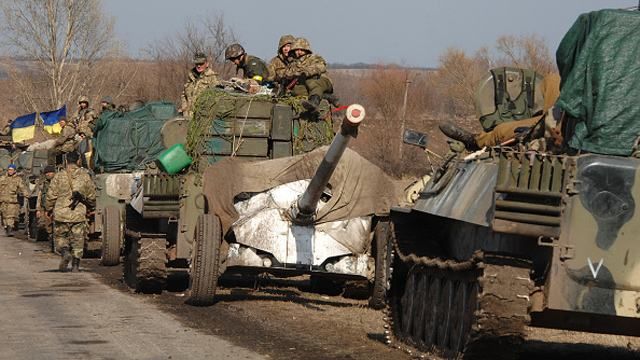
[142,12,237,103]
[0,0,116,111]
[495,34,555,74]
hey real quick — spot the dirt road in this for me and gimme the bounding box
[4,235,639,360]
[0,235,264,360]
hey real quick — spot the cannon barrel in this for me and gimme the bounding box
[292,104,365,224]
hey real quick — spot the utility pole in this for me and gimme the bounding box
[399,74,411,162]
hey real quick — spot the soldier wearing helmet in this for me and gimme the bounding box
[285,37,337,112]
[267,34,295,84]
[225,43,269,83]
[180,52,219,119]
[0,163,27,236]
[74,95,98,138]
[99,96,116,115]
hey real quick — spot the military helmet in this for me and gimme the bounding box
[193,52,207,64]
[101,95,114,104]
[225,43,245,60]
[278,34,295,50]
[291,37,312,53]
[44,165,55,173]
[78,95,89,104]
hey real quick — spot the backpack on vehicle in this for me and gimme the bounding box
[475,67,545,132]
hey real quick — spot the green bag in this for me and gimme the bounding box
[475,67,545,132]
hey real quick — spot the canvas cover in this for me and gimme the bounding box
[556,9,640,156]
[93,101,178,172]
[202,146,404,234]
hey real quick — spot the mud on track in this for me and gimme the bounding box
[77,248,640,360]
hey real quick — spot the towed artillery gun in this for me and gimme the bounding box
[187,104,396,307]
[384,8,640,359]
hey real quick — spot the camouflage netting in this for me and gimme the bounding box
[187,88,333,173]
[556,9,640,156]
[93,101,178,172]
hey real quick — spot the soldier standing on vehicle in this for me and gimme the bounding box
[225,43,269,83]
[0,164,27,237]
[285,38,337,112]
[54,117,77,155]
[46,151,96,272]
[35,165,56,241]
[180,52,219,119]
[74,96,98,139]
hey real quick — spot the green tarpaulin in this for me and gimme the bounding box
[93,101,177,172]
[556,9,640,156]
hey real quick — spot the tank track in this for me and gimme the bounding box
[384,236,532,359]
[125,237,167,294]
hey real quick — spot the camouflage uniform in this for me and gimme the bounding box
[45,164,96,260]
[181,67,219,119]
[285,39,333,100]
[0,172,27,230]
[75,107,98,139]
[35,173,55,238]
[55,124,77,154]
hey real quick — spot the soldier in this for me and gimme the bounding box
[99,96,116,114]
[267,34,295,84]
[439,73,561,150]
[0,119,12,136]
[35,165,56,241]
[225,43,269,82]
[54,117,77,155]
[285,38,337,112]
[74,95,98,139]
[46,151,96,272]
[0,164,27,236]
[180,52,219,119]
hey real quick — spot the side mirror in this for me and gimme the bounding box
[403,129,428,148]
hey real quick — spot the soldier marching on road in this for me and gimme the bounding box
[45,151,96,273]
[0,164,27,236]
[34,165,56,242]
[180,52,220,120]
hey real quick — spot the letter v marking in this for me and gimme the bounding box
[587,258,604,279]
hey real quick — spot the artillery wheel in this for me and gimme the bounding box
[100,205,122,266]
[369,219,392,309]
[124,237,167,294]
[188,214,223,306]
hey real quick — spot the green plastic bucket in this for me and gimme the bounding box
[157,143,192,174]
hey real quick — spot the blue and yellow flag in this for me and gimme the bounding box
[41,105,66,135]
[11,112,37,143]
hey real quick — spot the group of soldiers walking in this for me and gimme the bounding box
[180,35,337,119]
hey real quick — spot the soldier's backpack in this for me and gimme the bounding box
[475,67,545,132]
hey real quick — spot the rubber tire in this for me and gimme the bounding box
[188,214,222,306]
[369,219,392,309]
[100,205,122,266]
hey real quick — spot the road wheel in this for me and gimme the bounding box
[369,219,392,309]
[124,237,167,293]
[100,205,122,266]
[188,214,223,306]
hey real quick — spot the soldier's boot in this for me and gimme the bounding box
[301,95,321,112]
[3,226,9,237]
[322,93,340,107]
[439,122,480,151]
[6,226,14,237]
[59,247,72,272]
[71,258,80,273]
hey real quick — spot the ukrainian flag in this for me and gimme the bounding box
[41,105,66,135]
[11,112,37,143]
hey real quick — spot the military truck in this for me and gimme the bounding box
[384,8,640,359]
[122,89,335,293]
[91,101,179,264]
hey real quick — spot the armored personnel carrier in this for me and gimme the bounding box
[385,8,640,359]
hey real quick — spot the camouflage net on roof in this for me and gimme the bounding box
[186,88,333,174]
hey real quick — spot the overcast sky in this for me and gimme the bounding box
[104,0,636,67]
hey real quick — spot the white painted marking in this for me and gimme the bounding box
[587,257,604,279]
